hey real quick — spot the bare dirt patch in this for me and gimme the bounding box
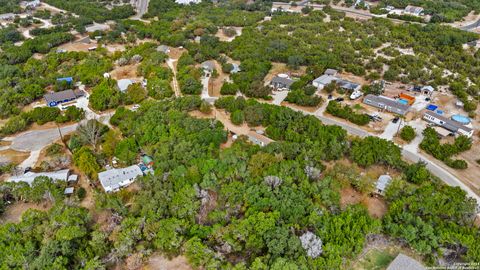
[58,41,96,52]
[188,110,215,119]
[363,197,387,219]
[143,254,192,270]
[215,27,243,42]
[1,202,51,224]
[209,61,228,97]
[0,149,30,165]
[340,187,363,208]
[110,64,140,80]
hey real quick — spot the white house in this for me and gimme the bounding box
[423,111,474,138]
[8,169,73,186]
[403,5,424,16]
[175,0,201,4]
[98,165,144,193]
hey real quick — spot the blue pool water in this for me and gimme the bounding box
[451,115,471,125]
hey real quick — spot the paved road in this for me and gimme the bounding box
[131,0,150,19]
[10,124,78,152]
[460,18,480,31]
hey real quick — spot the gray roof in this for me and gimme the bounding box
[424,111,472,133]
[157,45,170,53]
[336,79,360,91]
[404,5,424,15]
[376,175,392,192]
[387,254,425,270]
[117,79,134,92]
[44,90,78,104]
[98,165,143,192]
[271,76,294,88]
[324,69,338,76]
[64,187,74,195]
[8,169,70,186]
[364,94,410,114]
[201,61,215,71]
[313,74,336,86]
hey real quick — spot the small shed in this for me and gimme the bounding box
[64,187,74,195]
[142,155,154,168]
[421,85,434,95]
[68,174,78,183]
[376,175,392,195]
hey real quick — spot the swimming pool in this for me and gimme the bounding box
[451,115,471,125]
[398,99,409,105]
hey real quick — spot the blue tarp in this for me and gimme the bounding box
[57,77,73,83]
[426,104,437,111]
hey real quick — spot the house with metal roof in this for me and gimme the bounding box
[98,165,144,192]
[44,90,82,107]
[404,5,424,16]
[157,45,170,54]
[312,71,360,92]
[387,253,425,270]
[201,61,216,76]
[363,94,410,115]
[270,75,294,90]
[423,111,473,138]
[8,169,72,186]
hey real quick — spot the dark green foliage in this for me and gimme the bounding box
[285,85,323,107]
[404,162,430,184]
[89,79,123,111]
[420,127,472,169]
[384,181,479,261]
[399,125,416,142]
[326,101,371,126]
[350,136,403,168]
[44,0,135,23]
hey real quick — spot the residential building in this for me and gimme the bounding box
[24,0,40,9]
[375,174,392,195]
[387,253,425,270]
[0,13,15,20]
[98,165,144,193]
[423,111,473,138]
[270,75,294,90]
[247,132,273,147]
[363,94,410,115]
[324,68,338,76]
[312,71,360,92]
[44,89,84,107]
[157,45,170,54]
[230,63,241,74]
[201,60,216,76]
[175,0,201,4]
[403,5,424,16]
[8,169,72,186]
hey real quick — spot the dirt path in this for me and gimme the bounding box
[166,58,181,97]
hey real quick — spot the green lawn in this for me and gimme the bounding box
[354,249,396,270]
